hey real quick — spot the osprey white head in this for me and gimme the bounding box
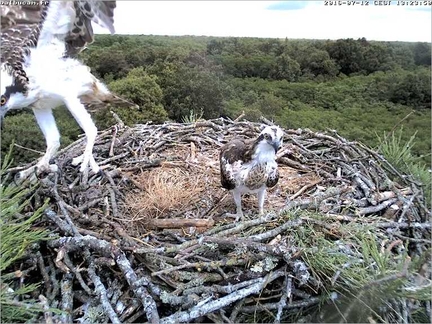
[0,65,39,126]
[254,125,284,159]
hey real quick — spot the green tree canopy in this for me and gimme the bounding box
[104,67,168,126]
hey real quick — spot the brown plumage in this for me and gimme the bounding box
[1,1,49,93]
[65,1,116,56]
[220,138,256,190]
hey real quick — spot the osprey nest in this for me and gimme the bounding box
[4,117,431,323]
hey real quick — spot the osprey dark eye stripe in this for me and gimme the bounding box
[4,83,26,99]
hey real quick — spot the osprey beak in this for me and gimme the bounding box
[272,140,281,153]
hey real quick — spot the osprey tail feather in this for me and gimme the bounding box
[80,78,138,112]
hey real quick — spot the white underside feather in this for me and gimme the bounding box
[37,1,76,48]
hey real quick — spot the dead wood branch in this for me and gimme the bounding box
[149,218,215,229]
[159,270,285,324]
[88,261,121,324]
[59,273,74,323]
[39,295,54,324]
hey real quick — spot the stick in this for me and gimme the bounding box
[60,273,74,324]
[233,111,245,122]
[239,297,321,313]
[284,186,354,211]
[63,253,93,296]
[290,179,322,200]
[260,116,275,126]
[110,110,125,127]
[88,261,121,324]
[39,295,54,324]
[36,251,52,296]
[159,270,285,324]
[151,257,248,277]
[149,218,215,229]
[250,219,303,242]
[357,198,398,216]
[274,275,290,324]
[113,250,160,324]
[13,143,44,155]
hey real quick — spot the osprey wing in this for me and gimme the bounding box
[1,2,48,87]
[266,165,279,188]
[219,139,251,190]
[1,3,43,29]
[1,0,116,87]
[36,1,116,56]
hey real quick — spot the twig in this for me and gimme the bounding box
[13,143,44,155]
[107,186,119,218]
[149,218,215,229]
[60,273,74,324]
[239,297,321,313]
[87,261,121,324]
[260,116,275,126]
[250,219,303,242]
[284,186,354,211]
[274,275,291,323]
[36,251,52,296]
[229,299,245,323]
[47,258,60,301]
[357,198,398,216]
[393,233,431,244]
[151,257,248,277]
[113,250,160,324]
[39,295,54,324]
[44,208,75,236]
[290,179,322,200]
[159,270,285,324]
[63,253,93,296]
[233,111,245,122]
[52,173,81,236]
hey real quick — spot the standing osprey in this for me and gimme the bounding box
[220,125,284,221]
[0,1,134,180]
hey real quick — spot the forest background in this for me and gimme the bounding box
[1,35,430,167]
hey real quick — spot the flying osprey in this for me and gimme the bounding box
[0,0,135,180]
[220,125,284,221]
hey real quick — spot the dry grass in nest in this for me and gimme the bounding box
[120,149,321,232]
[123,166,209,225]
[279,169,322,194]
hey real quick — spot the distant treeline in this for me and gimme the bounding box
[1,35,430,166]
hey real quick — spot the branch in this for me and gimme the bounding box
[38,295,54,324]
[48,235,159,323]
[87,261,121,324]
[149,218,215,229]
[239,297,321,313]
[59,273,74,324]
[113,250,160,324]
[357,198,398,215]
[160,270,285,324]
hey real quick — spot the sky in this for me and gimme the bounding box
[93,1,432,42]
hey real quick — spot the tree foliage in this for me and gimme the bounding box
[104,67,168,126]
